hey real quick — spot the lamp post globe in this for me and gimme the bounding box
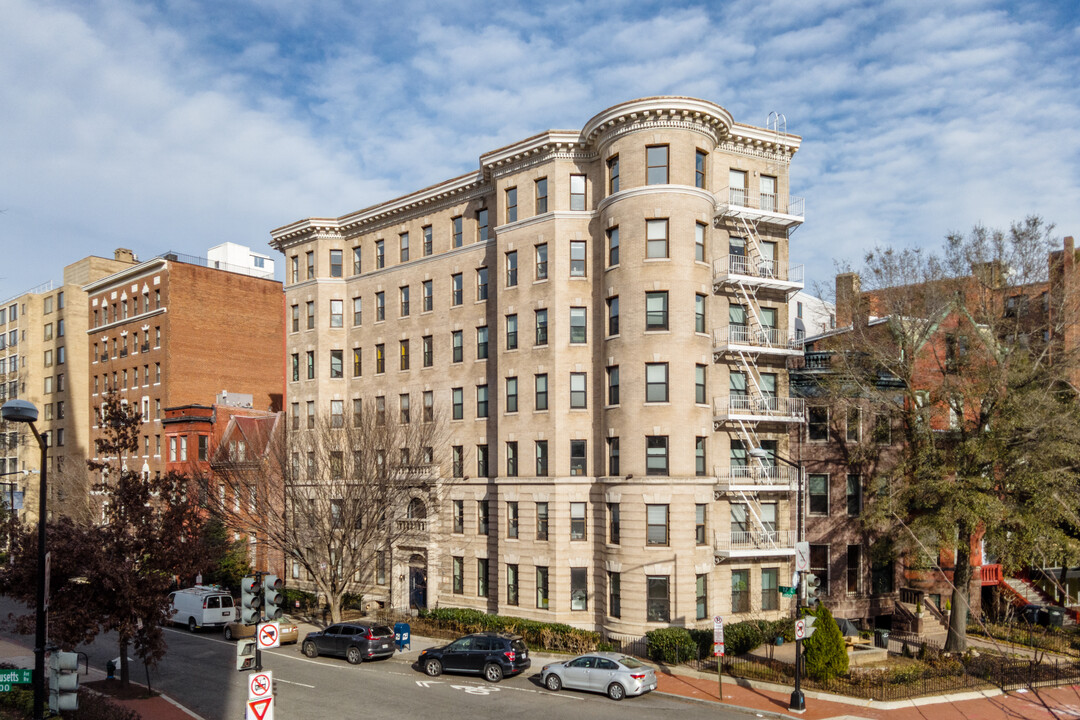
[1,399,39,423]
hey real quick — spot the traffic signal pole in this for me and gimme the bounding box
[791,460,806,713]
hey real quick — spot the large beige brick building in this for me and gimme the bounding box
[271,96,807,636]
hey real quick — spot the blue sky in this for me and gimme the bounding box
[2,0,1079,301]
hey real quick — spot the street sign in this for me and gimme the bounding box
[713,615,723,626]
[795,619,805,640]
[0,668,32,692]
[779,586,797,598]
[249,671,273,700]
[794,542,810,572]
[257,622,280,650]
[713,642,725,657]
[247,696,274,720]
[713,615,724,643]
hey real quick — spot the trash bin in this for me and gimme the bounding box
[1047,607,1065,628]
[874,629,889,649]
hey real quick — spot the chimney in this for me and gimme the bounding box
[835,272,861,328]
[114,248,136,264]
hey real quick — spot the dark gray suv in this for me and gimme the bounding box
[418,632,530,682]
[302,623,396,664]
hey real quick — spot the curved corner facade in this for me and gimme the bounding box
[271,97,806,638]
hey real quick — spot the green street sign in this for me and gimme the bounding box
[779,586,798,597]
[0,669,32,691]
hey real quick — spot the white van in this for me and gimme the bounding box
[168,586,235,632]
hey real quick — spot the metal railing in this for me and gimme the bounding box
[713,395,805,420]
[715,529,796,553]
[714,464,797,488]
[713,325,803,351]
[395,518,428,533]
[713,255,804,284]
[716,188,805,218]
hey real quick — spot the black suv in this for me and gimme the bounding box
[302,623,396,664]
[418,632,530,682]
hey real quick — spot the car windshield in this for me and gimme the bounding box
[618,656,644,668]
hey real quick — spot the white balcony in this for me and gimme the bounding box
[715,188,805,229]
[713,395,806,424]
[395,518,429,535]
[713,255,804,292]
[714,464,797,493]
[713,325,804,357]
[714,529,797,560]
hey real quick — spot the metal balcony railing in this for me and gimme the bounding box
[714,529,797,556]
[713,395,806,421]
[714,464,798,489]
[713,255,805,286]
[713,325,803,352]
[716,188,805,219]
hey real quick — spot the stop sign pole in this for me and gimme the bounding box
[713,616,724,701]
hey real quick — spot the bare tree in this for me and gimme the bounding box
[210,403,449,623]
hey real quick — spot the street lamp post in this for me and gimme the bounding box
[2,400,48,720]
[750,446,805,713]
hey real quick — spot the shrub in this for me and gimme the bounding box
[71,690,142,720]
[342,592,365,611]
[723,621,766,656]
[282,588,317,614]
[417,608,601,654]
[645,627,696,663]
[803,605,848,681]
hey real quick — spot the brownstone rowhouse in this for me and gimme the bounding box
[84,255,284,491]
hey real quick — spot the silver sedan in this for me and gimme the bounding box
[541,652,658,700]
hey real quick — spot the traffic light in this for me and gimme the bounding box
[236,639,257,671]
[241,576,263,625]
[805,573,822,602]
[263,575,283,621]
[48,651,79,713]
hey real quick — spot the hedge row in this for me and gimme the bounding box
[418,607,602,654]
[645,618,797,662]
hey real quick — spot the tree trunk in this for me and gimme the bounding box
[118,637,130,688]
[945,525,973,652]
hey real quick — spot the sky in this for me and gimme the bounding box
[2,0,1079,302]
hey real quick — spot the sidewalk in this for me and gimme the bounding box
[5,629,1080,720]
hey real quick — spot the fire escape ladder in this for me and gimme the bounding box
[735,490,777,547]
[735,280,768,347]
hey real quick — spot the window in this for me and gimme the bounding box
[808,407,828,441]
[535,178,548,214]
[570,439,586,475]
[330,349,343,378]
[607,155,619,194]
[352,297,362,326]
[330,399,344,428]
[607,437,620,476]
[695,364,707,405]
[646,219,668,258]
[646,291,668,330]
[476,208,489,242]
[607,227,619,267]
[569,241,586,277]
[646,436,668,475]
[478,500,489,534]
[567,501,587,540]
[695,149,707,188]
[451,274,463,306]
[423,225,433,256]
[306,301,315,329]
[694,503,708,545]
[423,336,433,367]
[506,251,517,287]
[307,401,315,429]
[604,298,620,338]
[329,249,343,277]
[847,545,862,594]
[760,174,777,212]
[291,255,300,282]
[375,292,385,322]
[477,268,488,300]
[291,304,300,332]
[452,216,463,247]
[647,575,670,622]
[728,569,750,613]
[645,363,668,402]
[306,351,315,379]
[847,474,862,516]
[399,393,410,424]
[535,243,548,280]
[536,566,549,609]
[423,390,433,422]
[646,145,669,185]
[400,286,410,317]
[399,232,409,262]
[505,187,517,223]
[476,384,489,418]
[809,474,829,515]
[452,447,464,478]
[570,174,586,211]
[873,414,892,444]
[646,504,669,545]
[452,557,464,594]
[352,348,362,376]
[306,251,315,279]
[846,407,860,442]
[534,309,548,345]
[570,373,587,409]
[505,376,518,413]
[507,564,519,605]
[696,574,708,620]
[353,398,363,424]
[452,388,463,420]
[607,571,622,618]
[453,500,464,533]
[375,395,386,425]
[352,247,362,275]
[606,365,619,405]
[290,402,300,428]
[729,168,748,205]
[695,294,706,332]
[326,299,342,328]
[476,326,489,359]
[452,330,463,363]
[535,441,549,477]
[534,374,548,411]
[506,441,518,476]
[375,344,385,373]
[505,314,518,350]
[570,567,587,610]
[569,307,587,343]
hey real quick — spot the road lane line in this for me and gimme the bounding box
[274,677,316,688]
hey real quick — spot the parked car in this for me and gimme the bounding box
[223,619,299,644]
[541,652,657,700]
[418,632,530,682]
[302,623,396,664]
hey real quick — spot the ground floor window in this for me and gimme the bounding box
[695,574,707,620]
[761,567,778,611]
[647,575,670,622]
[731,569,749,613]
[571,568,587,610]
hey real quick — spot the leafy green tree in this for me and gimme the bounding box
[198,517,252,590]
[803,605,848,681]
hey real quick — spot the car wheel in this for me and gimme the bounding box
[545,674,562,692]
[484,663,504,683]
[607,682,626,701]
[424,658,442,677]
[187,618,197,633]
[224,627,233,641]
[346,647,363,665]
[303,641,318,658]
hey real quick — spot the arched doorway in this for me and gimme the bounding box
[408,553,427,610]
